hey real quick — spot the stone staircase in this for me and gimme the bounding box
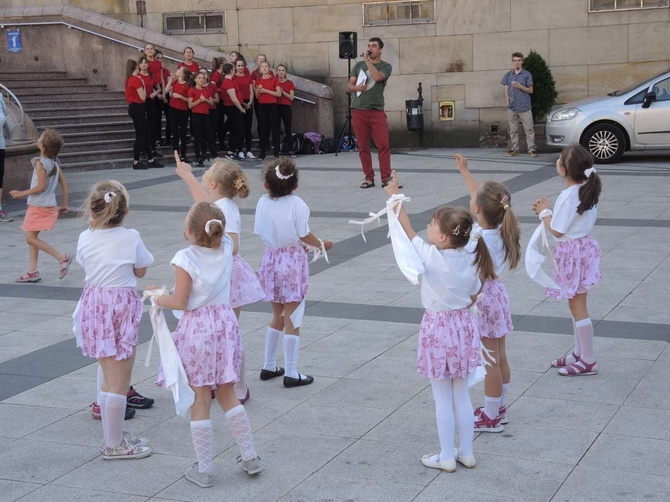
[4,71,144,171]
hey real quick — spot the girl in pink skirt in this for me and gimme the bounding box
[254,158,333,388]
[533,145,603,376]
[384,172,496,473]
[175,152,264,403]
[456,154,520,433]
[74,180,153,460]
[152,202,261,488]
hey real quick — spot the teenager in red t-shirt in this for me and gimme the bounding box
[220,63,247,160]
[200,68,220,161]
[188,71,214,167]
[251,54,274,143]
[234,57,255,159]
[254,61,281,159]
[156,50,172,145]
[125,59,162,169]
[144,44,165,151]
[165,67,192,161]
[138,56,162,160]
[276,65,296,155]
[177,47,200,74]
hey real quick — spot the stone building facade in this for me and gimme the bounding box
[3,0,670,147]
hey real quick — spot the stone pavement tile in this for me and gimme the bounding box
[659,344,670,361]
[553,466,670,502]
[362,407,438,450]
[308,378,425,412]
[413,454,572,502]
[525,358,653,405]
[3,376,94,410]
[16,485,150,502]
[579,433,670,478]
[604,406,670,441]
[0,403,73,439]
[260,400,391,439]
[506,331,574,354]
[302,330,406,362]
[242,396,301,431]
[0,330,73,364]
[52,452,187,497]
[325,287,410,307]
[0,438,99,484]
[624,360,670,410]
[230,375,337,405]
[0,298,77,316]
[505,349,555,372]
[604,304,670,324]
[473,423,597,465]
[156,431,356,501]
[385,291,424,309]
[0,313,54,336]
[15,315,74,335]
[343,319,420,340]
[295,350,374,379]
[507,396,619,432]
[0,480,41,502]
[593,337,667,360]
[345,354,427,385]
[280,472,423,502]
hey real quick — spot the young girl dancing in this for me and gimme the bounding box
[74,180,153,459]
[175,152,264,402]
[10,129,71,283]
[152,202,261,488]
[532,145,602,376]
[255,158,333,387]
[456,154,520,432]
[384,171,495,472]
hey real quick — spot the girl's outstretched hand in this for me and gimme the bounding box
[384,170,400,196]
[454,153,469,172]
[532,197,550,215]
[175,151,192,178]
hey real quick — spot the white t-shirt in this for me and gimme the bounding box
[171,237,233,310]
[214,197,241,235]
[76,227,154,288]
[467,223,507,277]
[254,194,310,247]
[412,236,481,312]
[551,184,597,241]
[27,157,60,207]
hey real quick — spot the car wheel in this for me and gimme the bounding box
[580,123,626,164]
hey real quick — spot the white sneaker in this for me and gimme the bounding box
[246,151,256,160]
[238,151,246,160]
[102,438,152,460]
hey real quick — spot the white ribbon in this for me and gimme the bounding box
[585,167,597,178]
[307,238,330,264]
[525,222,560,289]
[275,164,294,180]
[204,219,222,235]
[141,287,167,367]
[103,192,116,203]
[348,194,411,243]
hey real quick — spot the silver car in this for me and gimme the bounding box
[546,70,670,163]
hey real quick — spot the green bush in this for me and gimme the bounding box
[522,50,558,123]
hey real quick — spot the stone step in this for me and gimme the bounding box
[58,147,135,165]
[21,96,125,109]
[61,138,136,153]
[25,104,128,117]
[37,121,134,134]
[1,71,69,81]
[10,85,109,96]
[57,129,136,142]
[17,78,90,88]
[60,157,136,172]
[32,112,130,126]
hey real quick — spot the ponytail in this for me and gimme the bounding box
[477,181,521,270]
[560,145,602,214]
[577,172,602,215]
[500,205,521,270]
[82,180,129,229]
[473,237,497,282]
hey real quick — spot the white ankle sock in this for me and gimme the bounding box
[190,419,214,473]
[96,364,104,403]
[484,395,501,419]
[283,334,303,379]
[575,318,595,363]
[452,378,474,456]
[263,327,282,371]
[501,384,510,407]
[103,392,126,448]
[234,347,248,399]
[429,378,455,462]
[225,405,256,461]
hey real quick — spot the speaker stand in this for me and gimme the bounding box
[336,58,355,156]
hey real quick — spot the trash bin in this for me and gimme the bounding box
[406,99,423,132]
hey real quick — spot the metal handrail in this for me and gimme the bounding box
[0,21,318,105]
[0,83,25,126]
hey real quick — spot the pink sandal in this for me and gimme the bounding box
[59,254,72,280]
[551,352,579,368]
[558,357,598,376]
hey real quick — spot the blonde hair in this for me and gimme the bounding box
[81,180,129,229]
[186,202,225,249]
[208,159,250,199]
[476,181,521,270]
[432,205,496,281]
[38,129,64,177]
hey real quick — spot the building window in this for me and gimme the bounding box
[363,1,435,26]
[163,12,226,34]
[589,0,669,12]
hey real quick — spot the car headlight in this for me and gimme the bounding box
[550,108,581,121]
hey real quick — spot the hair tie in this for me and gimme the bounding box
[275,164,294,180]
[103,192,116,204]
[452,224,462,236]
[204,219,222,236]
[233,177,245,190]
[469,226,483,242]
[585,167,597,178]
[500,194,510,210]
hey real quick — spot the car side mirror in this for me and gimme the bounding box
[642,92,656,109]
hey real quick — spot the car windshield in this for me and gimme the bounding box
[608,71,669,96]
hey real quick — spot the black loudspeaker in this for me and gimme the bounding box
[338,31,357,59]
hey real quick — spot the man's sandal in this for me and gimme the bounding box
[558,358,598,376]
[360,179,375,189]
[551,352,579,368]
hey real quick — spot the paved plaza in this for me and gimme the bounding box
[0,148,669,501]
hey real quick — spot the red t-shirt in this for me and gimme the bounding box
[148,60,163,86]
[188,86,210,114]
[169,81,190,110]
[138,72,158,94]
[278,79,295,106]
[220,78,242,107]
[125,75,145,104]
[210,71,223,86]
[178,61,200,73]
[255,76,280,104]
[233,72,253,101]
[161,67,171,89]
[206,81,219,110]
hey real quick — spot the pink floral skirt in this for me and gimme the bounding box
[417,309,481,380]
[156,304,241,388]
[230,254,265,308]
[547,235,602,300]
[78,285,142,361]
[476,279,513,339]
[258,245,309,304]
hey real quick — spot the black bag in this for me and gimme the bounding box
[320,138,339,154]
[299,135,317,155]
[290,133,305,154]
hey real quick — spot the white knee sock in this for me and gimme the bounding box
[429,378,455,462]
[96,364,104,403]
[263,327,282,371]
[234,347,248,399]
[103,392,126,448]
[501,383,510,407]
[484,395,501,419]
[190,419,214,473]
[575,318,595,363]
[283,334,306,379]
[452,378,474,456]
[572,316,582,358]
[99,390,109,442]
[225,405,257,461]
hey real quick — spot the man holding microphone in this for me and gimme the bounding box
[347,37,393,189]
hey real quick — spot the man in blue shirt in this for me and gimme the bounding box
[501,52,536,157]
